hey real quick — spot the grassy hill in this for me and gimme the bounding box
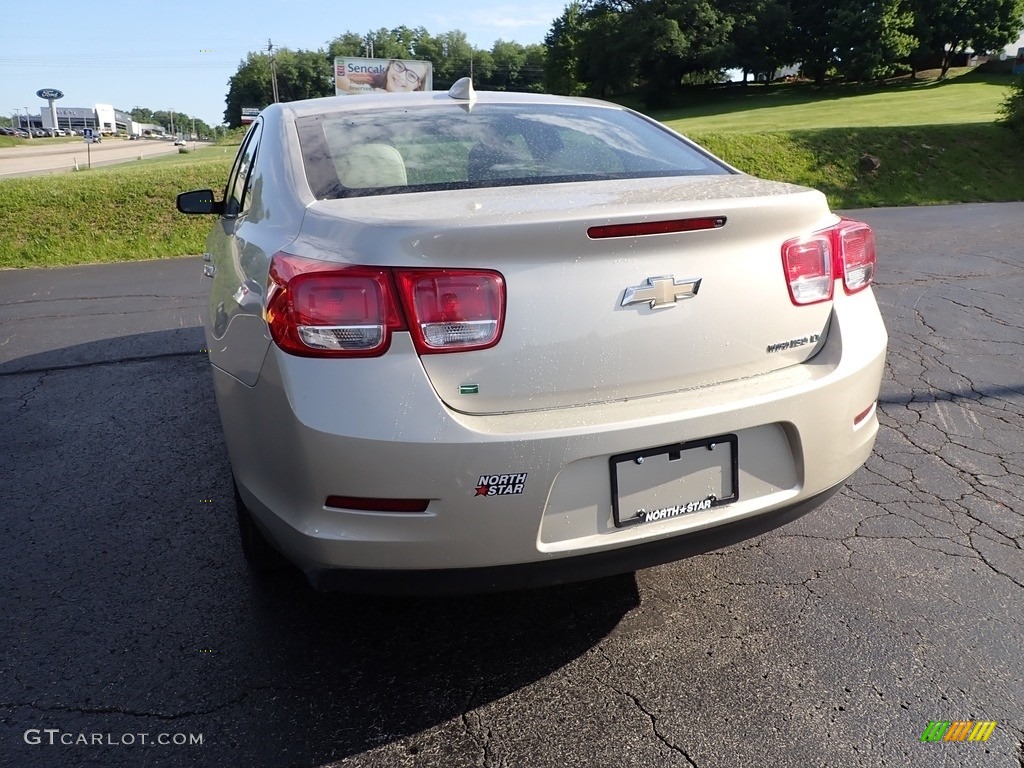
[650,67,1024,210]
[654,68,1011,131]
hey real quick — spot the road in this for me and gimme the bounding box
[0,203,1022,768]
[0,138,198,178]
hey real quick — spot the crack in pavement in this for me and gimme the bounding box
[1,350,205,378]
[594,648,698,767]
[1,686,299,721]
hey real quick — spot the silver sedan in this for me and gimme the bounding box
[178,78,887,593]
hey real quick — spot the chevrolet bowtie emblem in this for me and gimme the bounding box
[621,275,702,309]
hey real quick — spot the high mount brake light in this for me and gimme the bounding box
[781,219,876,306]
[266,254,505,358]
[587,216,726,239]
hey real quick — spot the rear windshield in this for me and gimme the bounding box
[296,103,732,199]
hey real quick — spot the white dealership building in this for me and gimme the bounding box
[22,104,164,137]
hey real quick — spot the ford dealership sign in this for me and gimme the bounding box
[36,88,64,100]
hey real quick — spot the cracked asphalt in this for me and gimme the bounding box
[1,202,1022,768]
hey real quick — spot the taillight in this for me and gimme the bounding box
[265,254,505,357]
[266,253,405,357]
[781,218,876,306]
[781,233,833,305]
[835,219,875,293]
[394,269,505,354]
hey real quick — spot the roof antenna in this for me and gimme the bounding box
[448,77,476,102]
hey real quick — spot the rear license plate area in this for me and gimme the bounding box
[610,435,738,528]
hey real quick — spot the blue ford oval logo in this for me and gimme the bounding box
[36,88,64,100]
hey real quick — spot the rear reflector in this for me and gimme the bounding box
[854,403,876,426]
[325,496,430,513]
[587,216,726,239]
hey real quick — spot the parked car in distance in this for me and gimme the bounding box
[177,80,887,594]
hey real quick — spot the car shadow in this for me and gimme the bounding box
[0,329,640,768]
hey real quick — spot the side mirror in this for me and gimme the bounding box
[176,189,223,215]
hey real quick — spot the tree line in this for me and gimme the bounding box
[546,0,1024,106]
[221,0,1024,124]
[223,29,545,126]
[126,107,216,140]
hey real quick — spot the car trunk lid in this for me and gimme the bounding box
[300,175,838,415]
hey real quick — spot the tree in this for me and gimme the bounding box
[484,40,546,91]
[626,0,735,106]
[326,32,368,59]
[574,4,638,98]
[728,0,796,84]
[787,0,851,85]
[224,48,333,127]
[545,1,589,94]
[911,0,1024,78]
[999,74,1024,134]
[836,0,917,81]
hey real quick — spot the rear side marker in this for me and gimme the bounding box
[854,403,876,426]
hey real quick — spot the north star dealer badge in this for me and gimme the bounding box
[475,473,528,497]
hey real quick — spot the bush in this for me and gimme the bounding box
[998,75,1024,135]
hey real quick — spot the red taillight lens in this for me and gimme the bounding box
[394,269,505,354]
[781,234,833,305]
[781,218,876,306]
[835,219,876,294]
[265,255,505,357]
[266,253,405,357]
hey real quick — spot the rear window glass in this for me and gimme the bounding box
[295,103,731,199]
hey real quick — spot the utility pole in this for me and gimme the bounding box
[23,107,31,139]
[267,39,280,103]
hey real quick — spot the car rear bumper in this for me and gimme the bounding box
[214,287,886,590]
[305,483,840,594]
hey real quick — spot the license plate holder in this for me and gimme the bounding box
[610,434,738,528]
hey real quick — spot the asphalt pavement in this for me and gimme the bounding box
[0,203,1022,768]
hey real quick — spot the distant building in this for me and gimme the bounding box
[39,104,149,135]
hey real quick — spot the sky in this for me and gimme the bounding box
[0,0,566,128]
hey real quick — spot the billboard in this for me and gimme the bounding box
[241,107,260,125]
[335,58,433,95]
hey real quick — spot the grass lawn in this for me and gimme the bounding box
[651,68,1014,132]
[0,147,233,269]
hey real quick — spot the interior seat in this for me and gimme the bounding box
[335,144,408,188]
